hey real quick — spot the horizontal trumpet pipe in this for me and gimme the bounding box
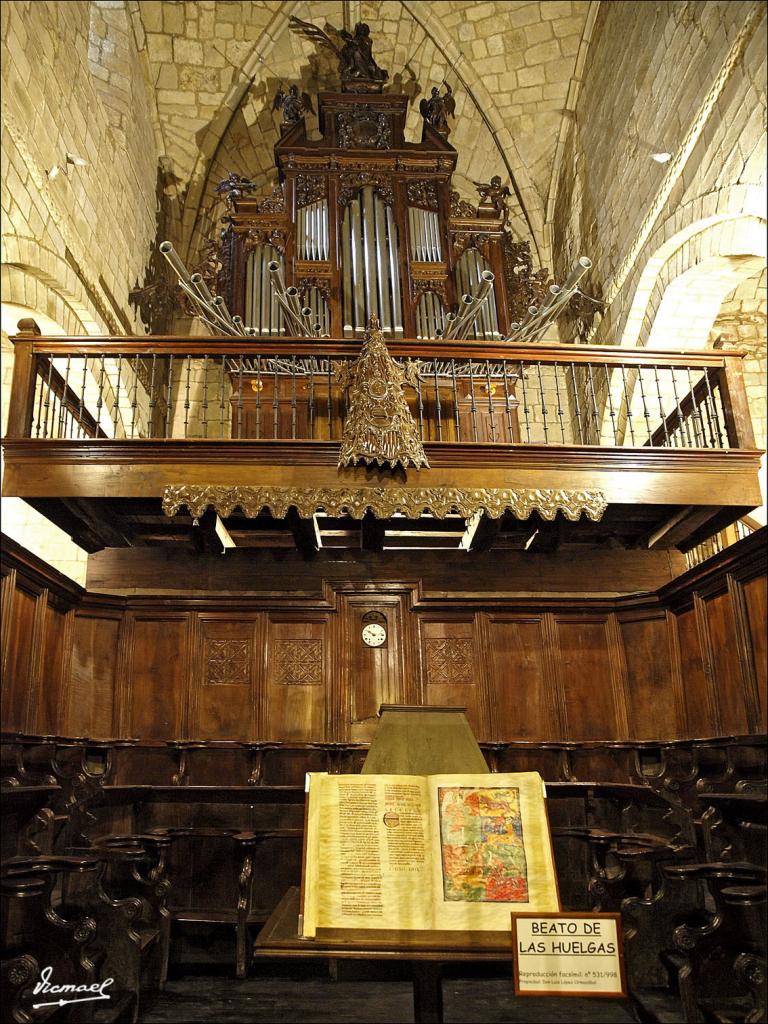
[444,295,476,339]
[178,281,233,334]
[285,286,303,317]
[449,270,496,339]
[159,241,193,285]
[563,256,592,292]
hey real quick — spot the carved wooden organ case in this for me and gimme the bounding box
[218,91,514,340]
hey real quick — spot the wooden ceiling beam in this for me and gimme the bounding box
[286,508,321,558]
[361,511,386,552]
[60,498,133,549]
[460,512,502,552]
[191,508,238,555]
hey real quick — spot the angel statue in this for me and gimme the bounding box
[272,84,315,130]
[213,172,257,209]
[473,174,511,224]
[419,83,455,136]
[289,16,388,91]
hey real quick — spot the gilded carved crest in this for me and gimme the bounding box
[337,107,391,149]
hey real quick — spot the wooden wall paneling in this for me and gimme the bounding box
[68,612,121,737]
[606,614,631,738]
[339,593,410,744]
[727,575,763,733]
[675,602,718,736]
[192,615,261,741]
[1,584,37,732]
[265,615,329,742]
[553,616,620,740]
[113,609,133,736]
[127,614,189,740]
[23,588,48,734]
[665,610,689,738]
[704,589,751,734]
[0,569,17,687]
[484,615,555,742]
[476,614,496,741]
[541,613,568,741]
[55,608,76,733]
[419,615,486,740]
[692,593,724,733]
[740,574,767,731]
[616,612,682,740]
[36,596,69,735]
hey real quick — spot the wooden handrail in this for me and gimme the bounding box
[9,332,746,368]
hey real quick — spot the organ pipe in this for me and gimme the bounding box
[342,187,403,337]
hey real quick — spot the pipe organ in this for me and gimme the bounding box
[217,89,528,340]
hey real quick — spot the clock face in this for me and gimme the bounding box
[361,622,387,648]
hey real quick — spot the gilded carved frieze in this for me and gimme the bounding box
[338,172,394,208]
[407,180,438,211]
[336,107,391,149]
[295,175,328,208]
[163,485,608,523]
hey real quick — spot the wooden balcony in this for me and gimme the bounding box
[2,320,763,555]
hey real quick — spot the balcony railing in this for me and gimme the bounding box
[5,327,757,453]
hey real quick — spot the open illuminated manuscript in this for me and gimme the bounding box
[301,772,559,939]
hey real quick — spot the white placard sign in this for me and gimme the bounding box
[511,912,627,997]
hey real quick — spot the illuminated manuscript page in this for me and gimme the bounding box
[301,772,559,938]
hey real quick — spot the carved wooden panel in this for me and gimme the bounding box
[193,618,259,741]
[272,640,324,685]
[554,618,619,740]
[69,614,119,737]
[420,618,483,737]
[424,637,474,685]
[619,614,681,740]
[486,617,553,741]
[205,639,251,686]
[674,607,712,736]
[742,574,767,730]
[128,616,188,740]
[705,592,749,734]
[266,618,328,742]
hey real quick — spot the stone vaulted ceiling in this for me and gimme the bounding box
[128,0,594,269]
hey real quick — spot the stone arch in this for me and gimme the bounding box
[627,214,767,350]
[178,2,304,260]
[1,237,109,335]
[179,2,550,268]
[1,244,133,440]
[600,214,767,444]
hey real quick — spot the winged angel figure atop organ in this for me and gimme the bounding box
[289,16,388,90]
[337,316,429,470]
[272,84,315,129]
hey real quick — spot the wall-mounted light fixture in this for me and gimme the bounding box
[47,152,88,180]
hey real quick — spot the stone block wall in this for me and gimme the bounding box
[1,0,160,334]
[552,0,766,344]
[1,0,162,581]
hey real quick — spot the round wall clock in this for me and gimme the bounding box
[361,611,387,648]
